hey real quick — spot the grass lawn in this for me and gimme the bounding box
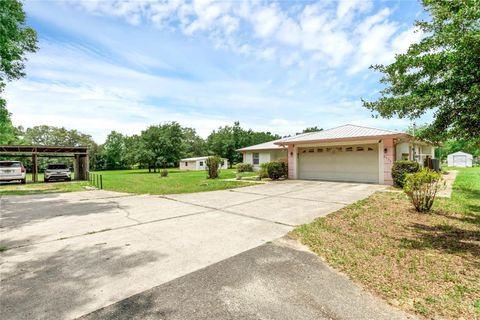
[90,168,256,195]
[291,167,480,319]
[0,168,258,196]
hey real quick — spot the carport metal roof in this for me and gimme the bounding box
[0,145,88,157]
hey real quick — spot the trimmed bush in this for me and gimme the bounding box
[404,169,445,212]
[392,160,420,187]
[205,156,221,179]
[258,163,269,179]
[264,161,288,180]
[236,163,253,172]
[160,169,168,177]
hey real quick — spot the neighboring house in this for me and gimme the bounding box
[238,139,288,171]
[179,156,229,171]
[447,151,473,167]
[239,124,436,185]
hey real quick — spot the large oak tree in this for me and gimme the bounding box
[363,0,480,141]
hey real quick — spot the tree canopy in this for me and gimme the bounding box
[363,0,480,140]
[0,0,38,143]
[207,121,280,164]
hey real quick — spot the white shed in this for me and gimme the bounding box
[179,156,229,171]
[447,151,473,167]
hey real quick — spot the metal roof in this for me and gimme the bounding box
[0,145,88,155]
[237,139,287,151]
[180,156,228,161]
[276,124,405,144]
[237,125,409,152]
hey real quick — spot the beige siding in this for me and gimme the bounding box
[179,160,197,171]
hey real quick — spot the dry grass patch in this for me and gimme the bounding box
[291,169,480,319]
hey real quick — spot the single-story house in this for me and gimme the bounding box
[239,124,436,185]
[447,151,473,167]
[237,139,288,171]
[179,156,229,171]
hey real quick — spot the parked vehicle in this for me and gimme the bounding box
[44,164,71,182]
[0,161,26,184]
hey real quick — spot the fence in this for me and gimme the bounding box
[87,171,103,189]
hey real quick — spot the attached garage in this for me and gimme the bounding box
[238,124,438,185]
[298,144,379,183]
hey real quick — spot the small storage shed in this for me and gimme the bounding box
[447,151,473,167]
[179,156,229,171]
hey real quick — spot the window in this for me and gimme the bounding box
[345,147,353,152]
[0,161,21,168]
[356,146,364,151]
[308,149,314,153]
[336,147,342,152]
[185,162,188,166]
[367,147,374,151]
[317,148,323,152]
[199,161,204,166]
[326,147,332,152]
[253,153,259,165]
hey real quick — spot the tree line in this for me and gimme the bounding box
[0,121,283,171]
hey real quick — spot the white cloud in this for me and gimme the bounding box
[250,4,283,38]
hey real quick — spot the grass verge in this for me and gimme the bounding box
[0,181,90,196]
[291,167,480,319]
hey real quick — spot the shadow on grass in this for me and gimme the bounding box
[0,244,162,320]
[401,211,480,266]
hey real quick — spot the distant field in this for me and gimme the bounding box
[92,168,256,195]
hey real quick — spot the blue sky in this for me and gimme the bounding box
[5,0,430,143]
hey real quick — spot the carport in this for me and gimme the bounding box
[0,145,89,182]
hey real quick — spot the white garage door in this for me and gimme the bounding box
[453,155,467,167]
[298,145,379,183]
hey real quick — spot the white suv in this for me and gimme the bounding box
[0,161,26,184]
[44,164,71,182]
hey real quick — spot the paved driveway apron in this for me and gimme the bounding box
[0,181,384,319]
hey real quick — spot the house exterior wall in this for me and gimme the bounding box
[179,160,197,171]
[383,138,395,185]
[242,150,286,170]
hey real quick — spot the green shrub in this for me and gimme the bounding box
[205,156,221,179]
[403,169,445,212]
[236,163,253,172]
[160,169,168,177]
[264,161,288,180]
[258,163,269,179]
[392,160,420,187]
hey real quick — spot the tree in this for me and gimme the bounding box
[298,126,323,134]
[103,131,125,170]
[363,0,480,140]
[181,127,206,158]
[207,122,280,165]
[140,122,184,172]
[0,0,38,143]
[0,104,17,144]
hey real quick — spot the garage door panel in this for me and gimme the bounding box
[298,145,378,183]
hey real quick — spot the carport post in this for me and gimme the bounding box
[32,153,38,183]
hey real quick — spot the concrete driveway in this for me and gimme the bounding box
[0,180,388,319]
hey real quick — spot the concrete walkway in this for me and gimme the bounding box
[437,170,458,198]
[1,181,387,319]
